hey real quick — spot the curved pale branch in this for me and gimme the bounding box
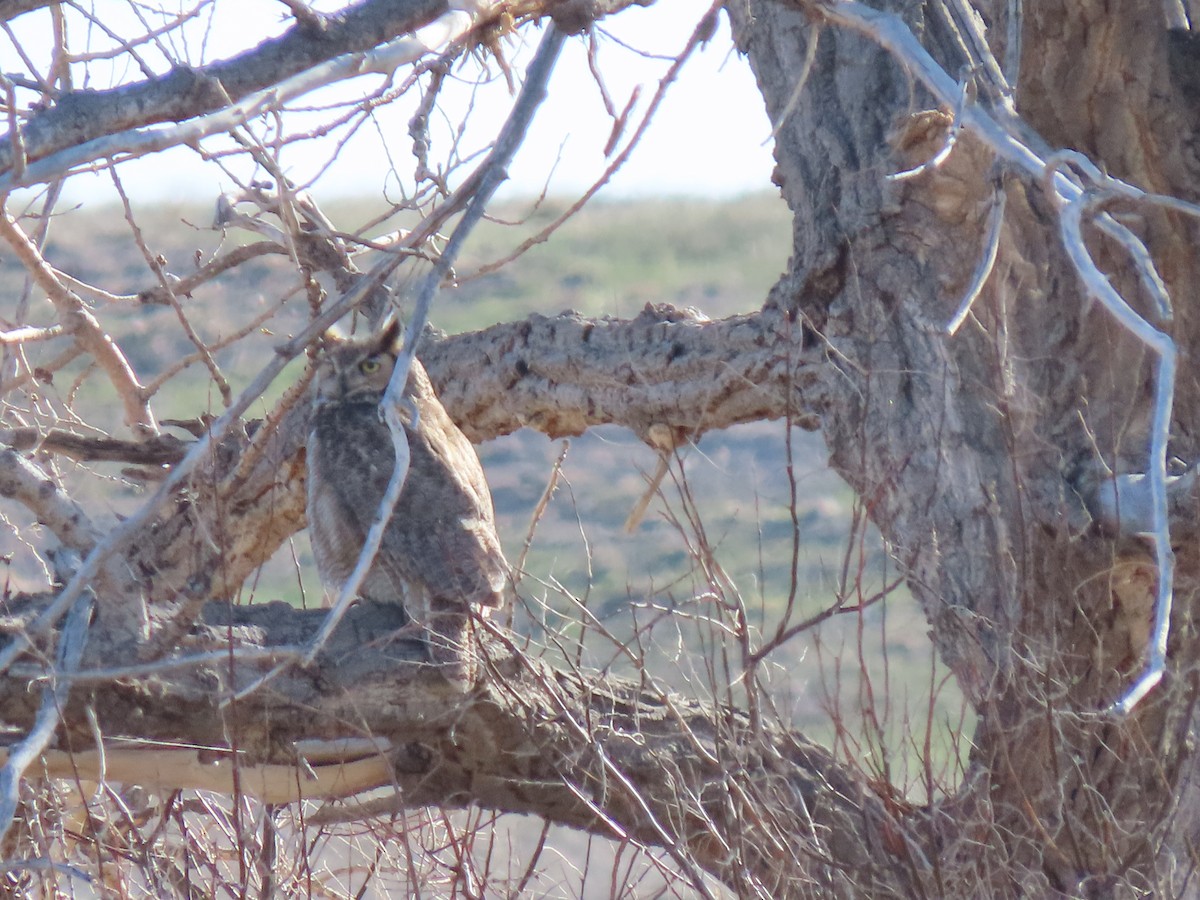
[0,448,100,553]
[0,211,157,435]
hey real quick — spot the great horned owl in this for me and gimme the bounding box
[306,320,508,687]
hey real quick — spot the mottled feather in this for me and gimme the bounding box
[306,321,508,686]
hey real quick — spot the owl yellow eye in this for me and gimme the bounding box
[359,358,383,374]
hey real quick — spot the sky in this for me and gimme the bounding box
[2,0,779,207]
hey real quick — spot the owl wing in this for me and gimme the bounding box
[393,361,509,610]
[308,408,415,610]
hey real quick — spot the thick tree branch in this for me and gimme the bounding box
[0,0,447,177]
[5,303,825,470]
[0,599,917,899]
[0,0,646,185]
[423,303,824,443]
[0,1,53,24]
[0,427,190,464]
[0,303,828,623]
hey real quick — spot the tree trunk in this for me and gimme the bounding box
[730,0,1200,894]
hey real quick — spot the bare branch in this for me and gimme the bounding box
[0,324,63,345]
[4,743,393,804]
[0,1,54,25]
[0,448,100,553]
[0,210,157,435]
[0,428,189,465]
[0,0,448,176]
[1,0,490,191]
[134,243,284,305]
[2,302,824,468]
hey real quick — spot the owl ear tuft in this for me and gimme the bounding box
[375,318,403,353]
[318,327,346,352]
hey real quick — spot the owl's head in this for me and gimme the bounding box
[314,319,402,405]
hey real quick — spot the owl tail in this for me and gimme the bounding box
[423,606,479,692]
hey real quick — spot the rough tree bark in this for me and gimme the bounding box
[2,0,1198,897]
[730,0,1200,895]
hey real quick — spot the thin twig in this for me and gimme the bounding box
[515,440,569,589]
[0,74,25,180]
[766,19,821,144]
[466,5,717,280]
[1003,0,1023,89]
[623,452,670,533]
[134,243,285,306]
[0,344,81,396]
[487,628,723,900]
[945,188,1005,334]
[141,290,297,399]
[942,0,1014,111]
[110,169,233,406]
